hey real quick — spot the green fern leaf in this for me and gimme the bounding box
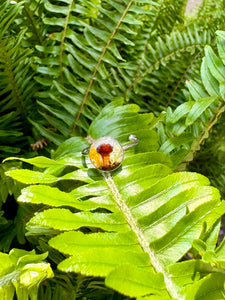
[205,45,225,83]
[185,96,217,126]
[6,102,225,299]
[201,58,220,97]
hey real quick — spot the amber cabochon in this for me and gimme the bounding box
[89,137,124,171]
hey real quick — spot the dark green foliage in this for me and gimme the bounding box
[1,0,225,154]
[0,1,36,157]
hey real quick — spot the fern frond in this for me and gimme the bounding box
[124,24,212,110]
[158,30,225,168]
[6,101,225,299]
[33,0,146,136]
[32,0,192,139]
[26,0,224,143]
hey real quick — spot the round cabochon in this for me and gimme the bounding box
[89,137,124,171]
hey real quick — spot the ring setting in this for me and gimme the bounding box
[82,135,139,171]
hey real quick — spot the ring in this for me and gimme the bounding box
[82,135,139,171]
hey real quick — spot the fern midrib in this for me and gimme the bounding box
[103,172,182,300]
[73,0,134,131]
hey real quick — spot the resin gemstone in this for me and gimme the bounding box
[89,137,124,171]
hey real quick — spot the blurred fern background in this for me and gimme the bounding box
[1,0,225,299]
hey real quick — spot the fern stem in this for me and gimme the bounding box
[73,0,134,131]
[103,172,183,300]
